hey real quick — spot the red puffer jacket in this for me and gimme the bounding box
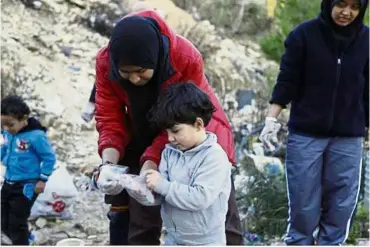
[95,10,236,165]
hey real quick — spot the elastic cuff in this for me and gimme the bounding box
[40,174,49,182]
[90,175,99,189]
[99,161,113,169]
[269,100,287,109]
[154,179,170,196]
[98,144,124,160]
[266,117,278,122]
[140,157,160,166]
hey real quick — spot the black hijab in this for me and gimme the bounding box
[108,16,167,152]
[320,0,368,37]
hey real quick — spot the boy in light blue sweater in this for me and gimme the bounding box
[146,82,231,245]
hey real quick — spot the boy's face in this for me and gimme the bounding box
[166,118,206,151]
[1,115,27,135]
[331,0,361,26]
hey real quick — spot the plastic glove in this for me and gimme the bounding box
[81,102,96,123]
[75,174,91,191]
[96,164,128,195]
[120,174,161,206]
[259,117,281,151]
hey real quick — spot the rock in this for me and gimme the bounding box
[60,46,73,57]
[33,1,42,9]
[236,89,256,110]
[85,2,127,37]
[84,239,95,245]
[74,232,88,239]
[80,121,95,131]
[356,239,369,245]
[66,0,86,8]
[32,229,49,245]
[84,226,99,236]
[59,124,68,131]
[35,217,48,229]
[50,232,69,241]
[41,0,62,13]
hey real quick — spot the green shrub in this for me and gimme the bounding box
[236,158,288,238]
[346,202,370,244]
[260,0,321,62]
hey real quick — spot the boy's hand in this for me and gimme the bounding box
[35,180,46,194]
[145,169,162,190]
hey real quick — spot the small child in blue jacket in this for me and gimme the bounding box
[146,82,231,245]
[1,95,56,245]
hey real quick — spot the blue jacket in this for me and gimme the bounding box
[154,133,231,245]
[271,1,369,137]
[1,118,56,182]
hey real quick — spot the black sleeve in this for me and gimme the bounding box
[363,59,369,128]
[270,27,306,107]
[89,83,97,103]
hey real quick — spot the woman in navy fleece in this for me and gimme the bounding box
[259,0,368,245]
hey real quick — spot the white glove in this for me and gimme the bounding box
[259,117,281,151]
[75,174,91,191]
[96,165,125,195]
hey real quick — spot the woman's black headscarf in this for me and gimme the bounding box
[108,16,167,153]
[320,0,368,37]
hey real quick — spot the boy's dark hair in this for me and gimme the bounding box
[1,96,30,119]
[149,82,216,129]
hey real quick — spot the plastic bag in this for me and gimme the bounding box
[30,164,78,219]
[97,165,129,194]
[1,231,12,245]
[119,174,161,206]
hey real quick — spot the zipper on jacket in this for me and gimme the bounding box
[172,207,176,231]
[328,53,343,132]
[6,134,15,181]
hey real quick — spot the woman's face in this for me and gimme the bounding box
[331,0,361,26]
[118,65,154,86]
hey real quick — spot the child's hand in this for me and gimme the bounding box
[145,169,163,190]
[35,180,46,194]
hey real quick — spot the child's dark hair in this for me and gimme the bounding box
[1,96,30,120]
[149,82,216,129]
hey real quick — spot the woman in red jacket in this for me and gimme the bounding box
[93,9,243,245]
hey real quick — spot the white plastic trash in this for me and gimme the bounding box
[56,238,85,246]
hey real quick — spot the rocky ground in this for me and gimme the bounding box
[2,0,110,244]
[1,0,282,245]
